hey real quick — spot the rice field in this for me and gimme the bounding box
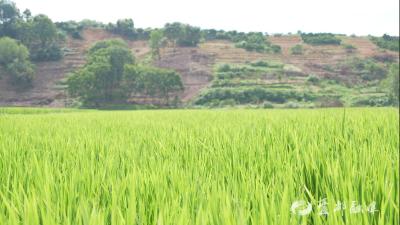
[0,108,398,225]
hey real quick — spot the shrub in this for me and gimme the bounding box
[290,44,304,55]
[270,45,282,53]
[301,33,342,45]
[30,43,63,61]
[250,61,269,67]
[194,87,317,105]
[351,95,392,107]
[217,64,231,72]
[262,101,274,108]
[56,21,83,39]
[343,44,357,53]
[306,75,320,84]
[6,59,35,88]
[370,34,399,51]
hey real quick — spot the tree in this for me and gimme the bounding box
[0,0,20,38]
[0,37,35,87]
[177,25,201,47]
[163,23,202,47]
[164,22,182,46]
[149,29,166,59]
[32,15,57,47]
[25,14,62,61]
[67,39,134,104]
[123,65,184,104]
[107,19,136,39]
[0,37,28,64]
[203,29,217,40]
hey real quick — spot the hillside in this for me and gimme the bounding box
[0,28,398,107]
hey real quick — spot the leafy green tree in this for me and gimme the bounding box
[163,23,202,47]
[0,37,35,87]
[123,65,183,104]
[0,0,20,38]
[27,14,62,61]
[5,58,35,87]
[149,29,166,59]
[117,19,135,37]
[22,9,31,21]
[32,15,57,47]
[0,37,28,64]
[177,25,201,47]
[67,39,134,104]
[107,19,136,39]
[164,22,182,46]
[203,29,217,40]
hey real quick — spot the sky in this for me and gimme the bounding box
[13,0,400,36]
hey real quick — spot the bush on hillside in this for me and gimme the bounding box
[306,74,320,84]
[301,33,342,45]
[250,61,269,67]
[290,44,303,55]
[0,37,35,88]
[194,87,317,105]
[370,34,399,51]
[343,44,357,53]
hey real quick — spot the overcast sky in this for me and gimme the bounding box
[13,0,399,36]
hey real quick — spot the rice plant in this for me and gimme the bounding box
[0,108,398,225]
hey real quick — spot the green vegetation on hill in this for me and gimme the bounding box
[0,108,398,225]
[290,44,304,55]
[370,34,400,51]
[0,1,63,62]
[164,22,202,47]
[67,39,183,107]
[301,33,342,45]
[194,62,314,107]
[203,30,281,53]
[0,37,35,87]
[193,55,397,108]
[234,32,281,53]
[56,20,105,39]
[0,0,63,88]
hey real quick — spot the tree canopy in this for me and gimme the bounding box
[68,39,184,106]
[0,37,35,87]
[0,1,63,62]
[163,22,201,47]
[149,29,166,59]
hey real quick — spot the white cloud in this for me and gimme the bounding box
[14,0,399,35]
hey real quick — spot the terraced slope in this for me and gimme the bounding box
[0,30,397,107]
[0,29,150,107]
